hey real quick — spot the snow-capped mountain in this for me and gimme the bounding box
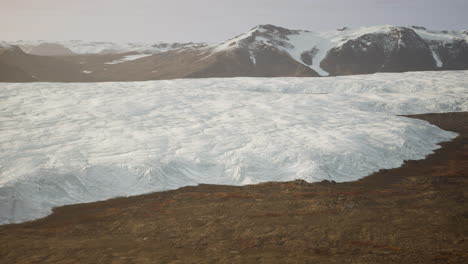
[1,25,467,82]
[208,24,468,76]
[0,41,13,49]
[410,26,468,69]
[11,40,208,55]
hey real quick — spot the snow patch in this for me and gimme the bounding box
[285,33,332,76]
[105,54,153,64]
[249,50,256,65]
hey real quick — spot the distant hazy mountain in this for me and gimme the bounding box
[11,40,208,55]
[1,25,467,82]
[28,43,74,56]
[0,41,92,82]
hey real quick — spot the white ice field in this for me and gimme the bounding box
[1,70,468,224]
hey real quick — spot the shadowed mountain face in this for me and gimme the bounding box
[28,43,74,56]
[1,25,468,82]
[321,27,437,75]
[430,39,468,70]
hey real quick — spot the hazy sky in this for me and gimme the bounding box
[1,0,467,42]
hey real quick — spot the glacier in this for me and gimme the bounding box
[1,70,468,224]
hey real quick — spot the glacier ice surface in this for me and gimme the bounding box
[1,70,468,224]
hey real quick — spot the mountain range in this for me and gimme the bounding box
[1,25,467,82]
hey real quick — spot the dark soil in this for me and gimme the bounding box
[1,112,467,264]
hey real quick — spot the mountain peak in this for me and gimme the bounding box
[252,24,301,35]
[0,41,12,49]
[0,41,26,56]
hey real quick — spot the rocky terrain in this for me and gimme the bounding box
[1,25,467,82]
[0,112,466,263]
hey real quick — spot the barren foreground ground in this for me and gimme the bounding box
[0,112,467,263]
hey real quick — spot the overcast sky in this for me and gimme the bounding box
[1,0,467,42]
